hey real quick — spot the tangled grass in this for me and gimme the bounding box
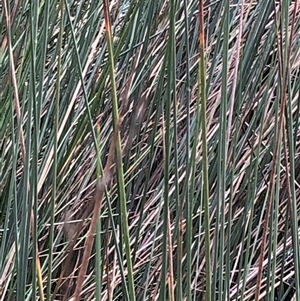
[0,0,300,300]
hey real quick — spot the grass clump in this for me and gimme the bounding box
[0,1,300,300]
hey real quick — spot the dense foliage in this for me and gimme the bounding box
[0,0,300,300]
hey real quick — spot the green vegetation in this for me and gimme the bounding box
[0,0,299,300]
